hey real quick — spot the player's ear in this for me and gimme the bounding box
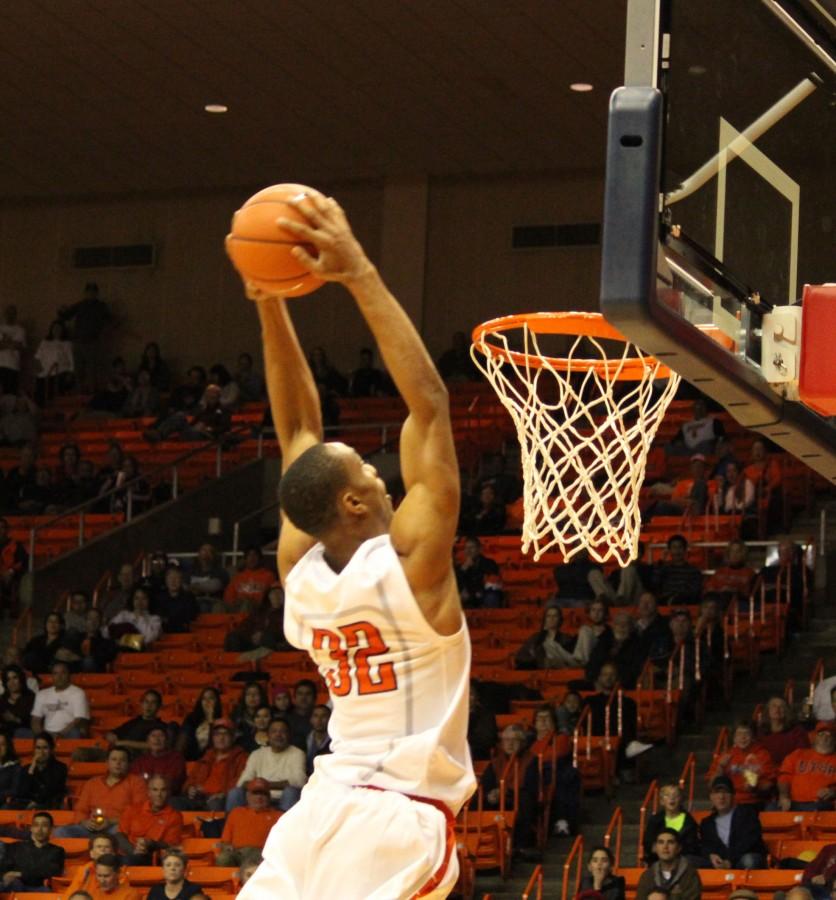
[340,489,368,520]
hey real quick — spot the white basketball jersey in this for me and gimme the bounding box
[283,533,475,815]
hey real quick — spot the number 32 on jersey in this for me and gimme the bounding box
[311,621,398,697]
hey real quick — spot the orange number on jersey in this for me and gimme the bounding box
[311,621,397,697]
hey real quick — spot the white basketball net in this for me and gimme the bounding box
[471,319,681,566]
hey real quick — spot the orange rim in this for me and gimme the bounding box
[471,311,671,380]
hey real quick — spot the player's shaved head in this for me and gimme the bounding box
[279,443,351,537]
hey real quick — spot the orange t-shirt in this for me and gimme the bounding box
[530,732,570,760]
[63,864,128,899]
[184,746,248,796]
[705,565,756,598]
[779,748,836,802]
[223,568,275,608]
[84,883,141,900]
[720,743,776,804]
[119,800,183,846]
[75,774,148,822]
[220,805,281,848]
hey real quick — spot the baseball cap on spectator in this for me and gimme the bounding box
[246,778,270,794]
[710,775,734,792]
[813,720,836,734]
[211,718,235,733]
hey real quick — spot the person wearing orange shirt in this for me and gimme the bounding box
[715,721,776,806]
[173,719,248,811]
[778,721,836,811]
[116,774,183,864]
[55,746,146,838]
[529,706,579,841]
[222,548,276,612]
[62,833,119,898]
[704,541,757,608]
[215,778,281,866]
[86,855,140,900]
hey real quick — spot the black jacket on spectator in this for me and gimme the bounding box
[653,562,703,604]
[699,804,767,864]
[0,690,35,731]
[2,838,65,886]
[20,757,68,809]
[586,632,644,689]
[21,632,71,675]
[156,590,199,633]
[455,555,501,609]
[643,808,701,862]
[636,614,673,665]
[583,692,638,746]
[579,873,626,900]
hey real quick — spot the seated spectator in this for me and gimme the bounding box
[146,850,202,900]
[168,366,207,416]
[240,705,273,754]
[139,550,169,595]
[230,719,307,812]
[173,718,247,811]
[154,566,199,634]
[642,782,700,865]
[270,685,292,721]
[466,484,507,535]
[636,830,702,900]
[175,687,224,762]
[586,612,643,689]
[3,443,37,512]
[0,395,38,447]
[56,746,146,838]
[714,461,756,517]
[578,846,626,900]
[22,611,71,675]
[233,352,264,402]
[89,854,140,900]
[454,537,503,609]
[743,438,782,510]
[696,775,767,869]
[99,563,136,624]
[137,342,170,392]
[231,682,270,740]
[34,320,74,406]
[467,681,498,761]
[106,586,162,649]
[475,451,522,506]
[65,591,90,635]
[553,549,608,607]
[121,368,160,418]
[16,467,58,515]
[528,707,579,837]
[208,363,240,410]
[89,358,132,414]
[107,457,152,516]
[0,732,24,807]
[804,686,836,730]
[53,442,81,495]
[514,604,578,670]
[704,540,756,609]
[801,843,836,900]
[644,454,710,520]
[306,705,332,775]
[556,691,582,735]
[437,331,478,382]
[778,722,836,811]
[0,517,28,618]
[130,725,186,794]
[216,778,281,866]
[666,611,698,718]
[62,833,118,896]
[348,347,387,397]
[668,397,725,456]
[223,547,275,612]
[531,705,568,758]
[185,544,229,612]
[106,690,169,756]
[116,775,182,865]
[636,592,672,662]
[0,647,37,692]
[0,663,35,736]
[652,535,703,604]
[759,696,810,766]
[224,584,288,655]
[20,733,68,809]
[145,384,231,444]
[0,811,65,892]
[31,660,90,738]
[573,597,611,666]
[66,608,118,673]
[287,680,317,750]
[307,346,347,396]
[714,721,776,807]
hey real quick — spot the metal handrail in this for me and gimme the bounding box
[26,425,256,571]
[231,501,280,564]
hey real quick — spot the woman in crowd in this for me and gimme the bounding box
[109,456,152,515]
[573,597,611,666]
[33,320,74,406]
[556,691,583,735]
[0,731,25,807]
[176,687,224,761]
[641,782,701,864]
[760,695,811,765]
[207,364,240,411]
[22,611,70,675]
[147,850,202,900]
[139,342,171,392]
[224,584,287,654]
[715,720,776,807]
[515,605,578,670]
[67,608,118,673]
[107,585,162,649]
[20,732,67,809]
[240,705,273,753]
[271,685,292,721]
[578,846,625,900]
[121,368,161,418]
[0,664,36,737]
[231,682,270,738]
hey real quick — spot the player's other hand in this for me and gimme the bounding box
[278,193,374,285]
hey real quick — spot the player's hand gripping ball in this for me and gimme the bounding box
[225,183,325,298]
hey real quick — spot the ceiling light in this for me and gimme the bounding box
[569,83,594,92]
[688,65,707,75]
[204,104,228,114]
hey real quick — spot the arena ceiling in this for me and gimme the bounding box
[0,0,626,200]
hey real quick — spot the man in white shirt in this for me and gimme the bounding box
[31,660,90,738]
[229,719,306,812]
[0,305,26,395]
[813,676,836,722]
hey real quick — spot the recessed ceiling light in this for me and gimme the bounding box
[688,65,707,75]
[204,103,228,114]
[569,83,594,92]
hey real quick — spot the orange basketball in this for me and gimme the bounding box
[225,183,324,298]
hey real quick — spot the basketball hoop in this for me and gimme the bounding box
[470,312,681,566]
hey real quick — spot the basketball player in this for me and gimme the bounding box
[239,192,475,899]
